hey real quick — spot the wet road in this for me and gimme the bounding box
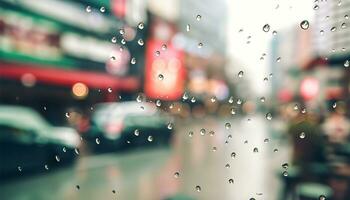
[0,116,289,200]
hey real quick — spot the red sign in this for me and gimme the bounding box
[144,39,186,100]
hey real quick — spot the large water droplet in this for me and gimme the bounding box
[300,20,310,30]
[263,24,270,32]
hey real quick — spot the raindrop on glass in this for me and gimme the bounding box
[197,42,203,48]
[137,39,144,46]
[44,164,49,170]
[264,138,269,143]
[119,28,125,35]
[300,20,310,30]
[333,102,337,108]
[161,44,167,51]
[320,30,324,35]
[212,147,217,152]
[341,23,346,29]
[121,38,126,45]
[260,97,266,102]
[100,7,105,13]
[107,88,112,93]
[95,138,100,144]
[174,172,180,178]
[17,166,22,172]
[191,97,196,103]
[236,99,242,105]
[200,128,206,136]
[299,132,306,139]
[76,185,80,190]
[62,147,67,152]
[195,185,201,192]
[228,96,234,103]
[167,123,173,130]
[313,5,319,10]
[344,60,349,67]
[319,195,326,200]
[155,51,160,56]
[263,24,270,32]
[331,27,337,32]
[274,148,279,152]
[156,100,161,107]
[131,57,136,65]
[210,96,217,103]
[55,155,60,162]
[225,122,231,129]
[225,163,230,168]
[182,92,189,100]
[231,152,236,158]
[282,163,289,169]
[147,136,153,142]
[253,147,259,153]
[266,112,272,120]
[229,179,234,184]
[238,71,244,78]
[158,74,164,80]
[196,15,202,21]
[134,129,140,136]
[186,24,191,32]
[209,131,215,136]
[86,6,92,13]
[136,94,143,102]
[283,171,288,177]
[138,22,144,30]
[65,112,70,118]
[345,15,349,19]
[231,108,236,115]
[188,131,194,137]
[276,57,281,62]
[74,148,80,155]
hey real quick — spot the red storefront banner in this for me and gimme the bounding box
[144,39,186,100]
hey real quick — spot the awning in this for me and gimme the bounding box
[0,62,139,91]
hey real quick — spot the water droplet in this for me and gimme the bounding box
[212,147,217,152]
[95,138,100,144]
[299,132,306,139]
[274,148,279,152]
[333,102,337,108]
[76,185,80,190]
[260,97,266,102]
[272,30,277,35]
[313,5,319,10]
[236,99,242,105]
[229,179,234,184]
[112,190,116,194]
[195,185,201,192]
[107,87,112,93]
[65,112,70,118]
[188,131,194,137]
[190,97,196,103]
[155,51,160,56]
[158,74,164,80]
[238,71,244,78]
[320,30,324,35]
[300,20,310,30]
[138,22,144,30]
[319,195,326,200]
[86,6,92,13]
[224,97,232,105]
[331,27,337,32]
[137,39,144,46]
[209,131,215,136]
[253,147,259,153]
[131,57,136,65]
[167,123,173,130]
[74,148,80,155]
[44,164,49,170]
[263,77,269,82]
[345,15,349,19]
[136,94,144,102]
[182,92,189,100]
[341,23,347,29]
[266,113,272,120]
[283,171,288,177]
[200,128,206,136]
[161,44,167,50]
[282,163,289,169]
[186,24,191,32]
[225,163,230,168]
[276,57,281,62]
[147,136,153,142]
[17,166,22,172]
[225,122,231,129]
[301,108,307,114]
[338,0,342,6]
[230,108,236,115]
[344,60,349,67]
[121,38,126,45]
[264,138,269,143]
[263,24,270,32]
[210,96,217,103]
[100,7,105,13]
[155,100,162,107]
[174,172,180,178]
[231,152,236,158]
[293,104,299,110]
[55,155,60,162]
[196,15,202,21]
[119,28,125,35]
[197,42,203,48]
[134,129,140,136]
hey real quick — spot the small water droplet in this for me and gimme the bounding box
[76,185,80,190]
[197,42,203,48]
[167,123,173,130]
[294,104,299,110]
[333,102,337,108]
[331,27,337,32]
[209,131,215,136]
[186,24,191,32]
[137,39,144,46]
[341,23,347,29]
[319,195,326,200]
[155,51,160,56]
[210,96,217,103]
[44,164,49,170]
[230,108,236,115]
[300,20,310,30]
[231,152,236,158]
[65,112,70,118]
[264,138,269,143]
[313,5,319,10]
[263,24,270,32]
[138,22,144,30]
[182,92,189,100]
[320,30,324,35]
[228,96,234,103]
[121,38,126,45]
[111,36,117,43]
[225,163,230,168]
[229,178,234,184]
[196,15,202,21]
[200,128,206,136]
[195,185,201,192]
[225,122,231,129]
[253,147,259,153]
[283,171,288,177]
[282,163,289,169]
[263,77,269,82]
[344,60,349,67]
[260,97,266,102]
[55,155,60,162]
[95,138,100,144]
[161,44,167,50]
[236,99,242,105]
[100,7,105,13]
[107,87,112,93]
[74,148,80,155]
[274,148,279,152]
[190,97,196,103]
[155,100,162,107]
[136,94,144,102]
[301,108,307,114]
[134,129,140,136]
[158,74,164,80]
[212,147,217,152]
[238,71,244,78]
[112,190,116,194]
[119,28,125,35]
[266,112,272,120]
[86,6,92,13]
[188,131,194,137]
[276,57,281,62]
[345,15,349,19]
[299,132,306,139]
[131,57,136,65]
[17,166,22,172]
[147,135,153,142]
[174,172,180,178]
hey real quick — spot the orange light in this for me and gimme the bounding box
[72,82,89,99]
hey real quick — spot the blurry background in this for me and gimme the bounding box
[0,0,350,200]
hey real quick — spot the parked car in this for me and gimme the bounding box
[0,106,80,177]
[83,101,174,152]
